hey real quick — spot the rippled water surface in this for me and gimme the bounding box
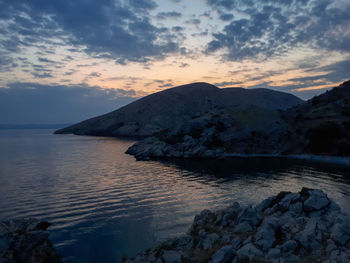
[0,129,349,263]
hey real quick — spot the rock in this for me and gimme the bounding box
[254,217,279,251]
[255,196,275,213]
[281,240,298,252]
[231,237,241,250]
[303,189,330,212]
[236,243,263,260]
[279,193,300,210]
[237,206,261,228]
[127,189,350,263]
[161,250,182,263]
[326,239,336,253]
[209,245,234,263]
[289,202,302,216]
[267,247,280,259]
[233,222,253,234]
[177,235,193,248]
[0,219,61,263]
[331,223,350,245]
[198,233,220,250]
[295,217,318,249]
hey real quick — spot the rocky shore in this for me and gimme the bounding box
[125,188,350,263]
[0,218,61,263]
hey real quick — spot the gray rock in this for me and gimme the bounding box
[267,247,280,259]
[199,233,220,250]
[231,237,241,250]
[303,189,330,212]
[237,206,261,227]
[177,235,193,248]
[161,250,182,263]
[295,217,318,248]
[279,193,300,210]
[326,239,336,254]
[209,245,234,263]
[254,217,278,251]
[281,240,298,252]
[236,243,263,259]
[289,202,302,216]
[233,222,253,234]
[0,219,61,263]
[331,223,350,245]
[255,196,275,213]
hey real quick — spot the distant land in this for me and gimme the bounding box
[55,82,302,136]
[56,80,350,161]
[0,124,71,130]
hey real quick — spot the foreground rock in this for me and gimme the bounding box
[0,219,61,263]
[125,188,350,263]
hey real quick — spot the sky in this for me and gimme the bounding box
[0,0,349,124]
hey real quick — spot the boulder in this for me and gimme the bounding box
[209,245,234,263]
[161,250,182,263]
[303,189,330,212]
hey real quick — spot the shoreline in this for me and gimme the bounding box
[133,151,350,167]
[221,153,350,166]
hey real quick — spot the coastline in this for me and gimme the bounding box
[220,153,350,166]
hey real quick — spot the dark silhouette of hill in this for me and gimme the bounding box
[55,82,302,137]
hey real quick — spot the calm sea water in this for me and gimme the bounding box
[0,129,349,263]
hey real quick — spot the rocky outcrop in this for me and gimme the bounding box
[55,82,302,137]
[126,80,350,160]
[0,219,61,263]
[125,188,350,263]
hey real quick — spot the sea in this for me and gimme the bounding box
[0,129,349,263]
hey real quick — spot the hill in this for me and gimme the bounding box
[282,80,350,156]
[126,80,350,159]
[55,82,302,137]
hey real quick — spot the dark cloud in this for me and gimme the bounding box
[219,13,234,21]
[290,59,350,84]
[186,18,201,25]
[38,57,55,63]
[0,83,137,124]
[206,0,350,60]
[0,52,16,72]
[214,81,243,87]
[0,0,183,65]
[88,72,102,78]
[32,72,53,79]
[179,63,189,68]
[158,83,173,88]
[156,11,182,20]
[171,26,184,32]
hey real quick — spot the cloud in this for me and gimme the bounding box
[218,13,234,21]
[0,0,183,65]
[158,83,173,88]
[214,81,243,87]
[206,0,350,60]
[0,83,138,124]
[88,72,102,78]
[179,62,189,68]
[156,11,182,20]
[32,72,53,79]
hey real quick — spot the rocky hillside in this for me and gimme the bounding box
[126,80,350,159]
[55,82,302,137]
[125,188,350,263]
[282,80,350,156]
